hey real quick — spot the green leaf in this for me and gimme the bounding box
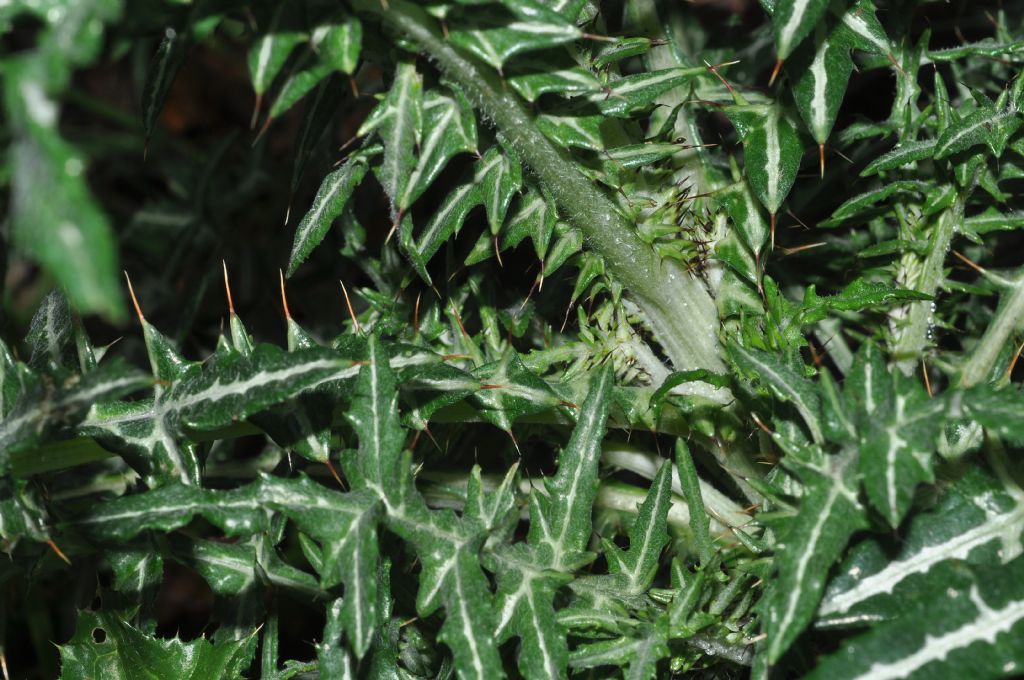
[399,87,478,210]
[810,555,1024,679]
[788,18,854,145]
[675,439,714,565]
[478,145,522,235]
[248,5,306,97]
[267,56,332,119]
[725,103,803,216]
[287,152,371,277]
[963,385,1024,443]
[603,461,672,595]
[730,343,823,443]
[25,290,77,373]
[963,209,1024,236]
[850,347,943,526]
[860,139,937,176]
[772,0,830,60]
[489,545,571,679]
[799,280,931,324]
[312,13,362,75]
[592,37,654,68]
[507,59,601,101]
[822,181,927,225]
[166,346,352,432]
[530,365,613,571]
[503,186,558,262]
[401,176,481,283]
[834,0,891,56]
[591,66,704,117]
[569,626,669,680]
[6,61,123,321]
[0,360,149,463]
[722,179,770,258]
[366,62,422,217]
[928,39,1024,62]
[448,15,581,70]
[536,112,605,151]
[141,27,188,139]
[819,468,1024,626]
[59,610,257,679]
[935,106,1017,160]
[760,454,865,664]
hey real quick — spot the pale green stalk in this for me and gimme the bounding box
[959,270,1024,387]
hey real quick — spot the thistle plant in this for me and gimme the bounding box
[2,0,1024,678]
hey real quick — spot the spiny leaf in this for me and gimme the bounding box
[25,290,76,373]
[166,345,352,432]
[490,545,571,679]
[312,12,362,75]
[0,360,149,463]
[448,14,581,70]
[810,555,1024,680]
[287,152,371,277]
[819,468,1024,625]
[590,66,704,117]
[531,364,613,571]
[760,454,866,664]
[399,87,477,211]
[603,461,672,595]
[507,59,601,101]
[860,139,936,176]
[141,27,188,139]
[730,343,823,443]
[771,0,831,60]
[59,610,258,680]
[963,385,1024,444]
[788,18,854,146]
[935,106,1018,160]
[675,439,714,565]
[725,103,803,216]
[478,145,522,236]
[366,62,422,217]
[248,5,305,97]
[266,56,333,120]
[834,0,892,56]
[343,335,405,499]
[848,346,943,526]
[401,175,481,284]
[821,181,927,225]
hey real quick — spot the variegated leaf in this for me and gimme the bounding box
[725,103,803,218]
[819,468,1024,626]
[448,16,581,70]
[811,555,1024,679]
[760,453,866,664]
[771,0,831,61]
[788,18,854,147]
[730,343,823,443]
[287,151,371,277]
[399,87,477,210]
[364,62,422,217]
[247,5,305,97]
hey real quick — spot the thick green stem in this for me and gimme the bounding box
[959,271,1024,387]
[353,0,724,383]
[891,183,972,372]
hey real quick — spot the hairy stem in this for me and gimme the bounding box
[959,270,1024,387]
[353,0,725,385]
[891,180,973,372]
